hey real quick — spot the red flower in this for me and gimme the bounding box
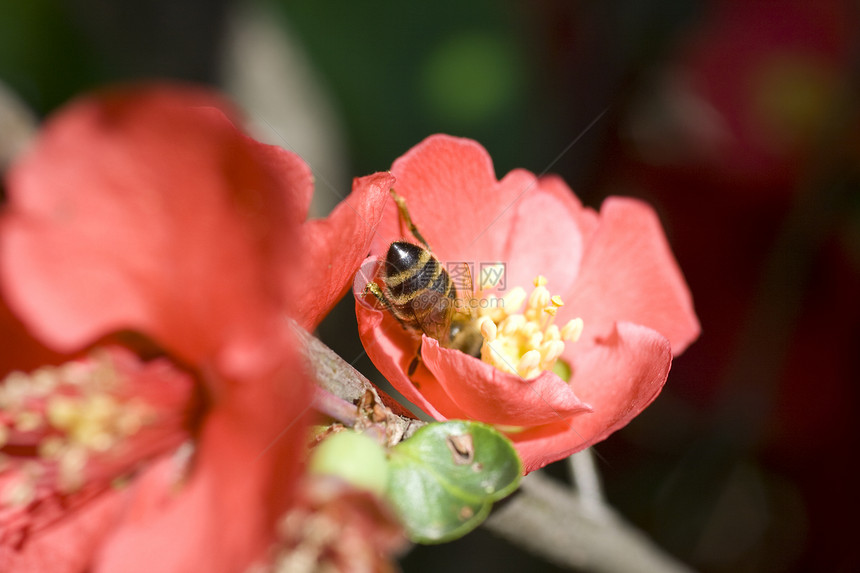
[296,168,394,332]
[355,135,700,472]
[0,85,318,571]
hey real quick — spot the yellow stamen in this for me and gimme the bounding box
[14,411,42,433]
[38,436,64,459]
[58,446,88,493]
[541,340,565,369]
[502,287,527,312]
[478,316,497,342]
[517,350,541,378]
[3,475,37,507]
[475,275,585,380]
[1,352,158,496]
[500,314,525,336]
[47,395,78,429]
[561,318,584,342]
[527,287,550,315]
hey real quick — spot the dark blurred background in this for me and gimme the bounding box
[2,1,858,571]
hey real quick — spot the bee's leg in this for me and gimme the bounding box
[390,189,431,251]
[364,281,412,331]
[408,342,423,377]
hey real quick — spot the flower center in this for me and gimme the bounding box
[0,351,155,500]
[476,276,583,379]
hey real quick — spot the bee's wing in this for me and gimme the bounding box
[409,260,457,344]
[449,262,476,319]
[412,293,454,343]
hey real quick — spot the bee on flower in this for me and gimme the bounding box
[355,134,700,472]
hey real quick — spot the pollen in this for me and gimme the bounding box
[477,276,583,380]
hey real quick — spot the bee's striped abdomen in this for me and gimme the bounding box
[381,241,456,341]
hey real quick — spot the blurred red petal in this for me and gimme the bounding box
[0,348,195,569]
[0,485,129,573]
[296,172,394,331]
[96,338,311,573]
[0,85,308,375]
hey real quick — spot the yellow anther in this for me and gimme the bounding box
[58,446,88,493]
[116,403,149,436]
[87,432,116,453]
[538,340,555,356]
[0,371,29,409]
[475,274,585,380]
[59,361,91,386]
[481,341,511,374]
[3,476,36,507]
[500,314,526,336]
[31,368,59,396]
[0,424,8,449]
[38,436,64,459]
[561,318,584,342]
[541,341,565,367]
[521,322,540,338]
[479,316,497,342]
[517,350,542,378]
[528,287,550,312]
[82,394,118,424]
[501,287,527,312]
[15,411,42,433]
[47,395,79,430]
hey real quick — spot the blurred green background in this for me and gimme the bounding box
[2,1,858,572]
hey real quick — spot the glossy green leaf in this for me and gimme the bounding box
[386,420,522,544]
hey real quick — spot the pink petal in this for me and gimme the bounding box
[499,173,593,297]
[537,174,600,240]
[512,322,673,472]
[420,337,592,426]
[296,172,394,331]
[354,298,460,420]
[379,134,527,266]
[0,85,308,373]
[567,197,701,355]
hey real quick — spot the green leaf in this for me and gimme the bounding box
[386,420,522,544]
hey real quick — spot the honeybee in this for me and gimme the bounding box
[363,190,484,370]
